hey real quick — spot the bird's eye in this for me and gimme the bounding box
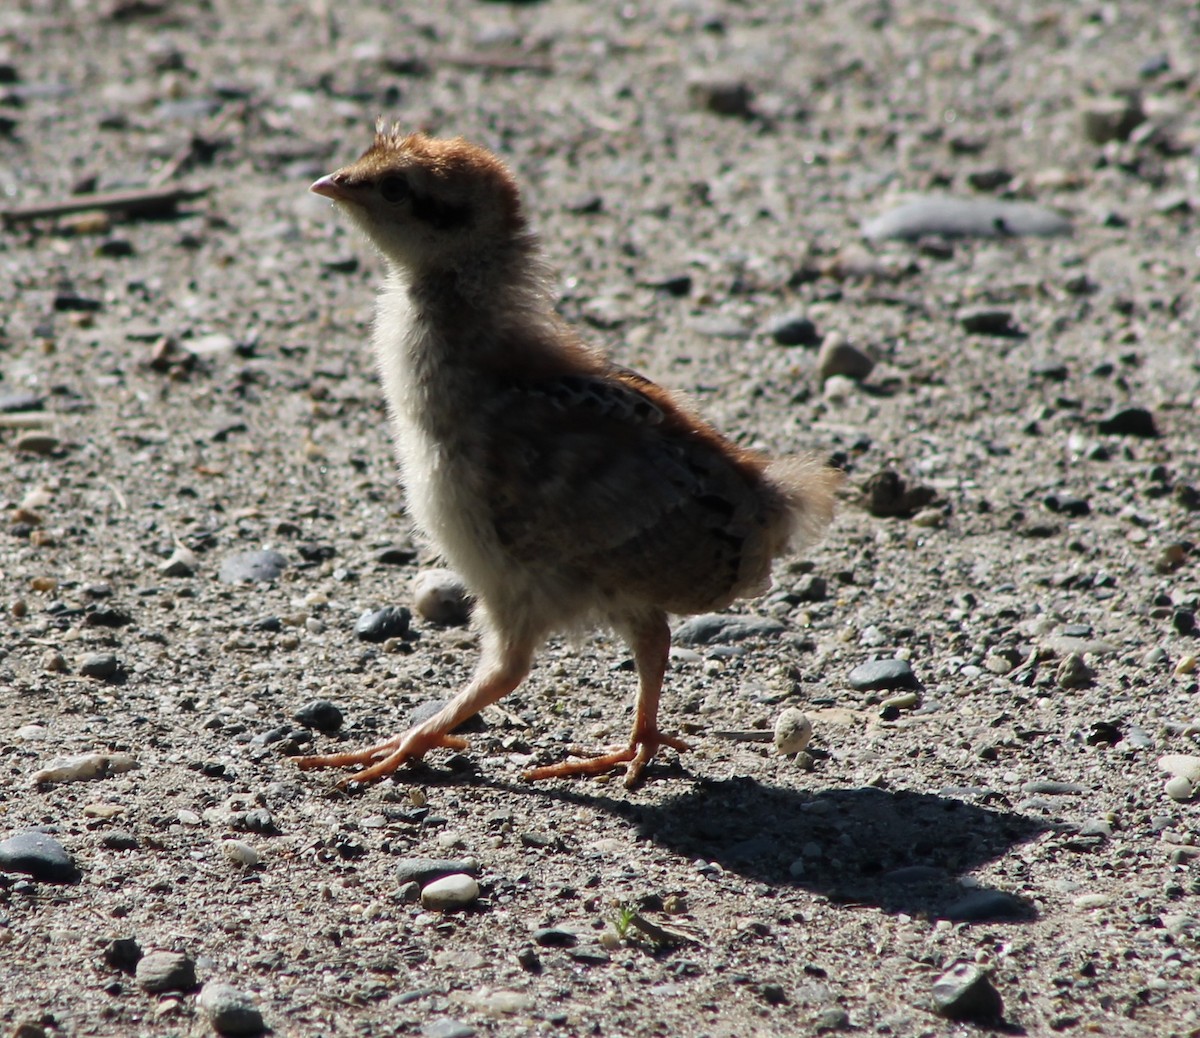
[379,175,409,204]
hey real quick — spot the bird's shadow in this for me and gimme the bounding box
[530,774,1049,922]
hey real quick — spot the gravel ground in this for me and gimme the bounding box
[2,1,1200,1036]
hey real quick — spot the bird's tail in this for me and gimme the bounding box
[765,454,843,552]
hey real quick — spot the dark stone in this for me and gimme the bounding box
[101,831,139,851]
[847,658,918,692]
[565,945,612,965]
[393,857,479,886]
[767,314,821,347]
[860,468,937,518]
[533,927,578,948]
[931,962,1003,1022]
[0,831,81,883]
[944,889,1033,922]
[355,605,411,643]
[407,699,485,733]
[960,308,1024,337]
[1043,494,1090,517]
[219,550,288,583]
[0,392,44,412]
[375,545,418,565]
[1020,780,1085,795]
[1173,609,1196,635]
[103,937,143,973]
[1097,407,1158,437]
[85,606,132,627]
[293,699,343,733]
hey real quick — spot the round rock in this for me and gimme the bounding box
[673,613,784,646]
[420,873,480,911]
[411,569,471,626]
[135,950,197,993]
[765,314,820,347]
[0,831,80,883]
[79,652,121,679]
[198,982,265,1036]
[293,698,343,733]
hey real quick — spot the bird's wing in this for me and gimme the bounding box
[482,370,780,611]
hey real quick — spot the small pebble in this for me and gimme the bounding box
[674,613,784,646]
[1158,754,1200,782]
[773,708,813,755]
[959,309,1023,337]
[422,1021,476,1038]
[13,432,60,455]
[1165,776,1195,802]
[104,936,143,972]
[355,605,411,643]
[766,314,820,347]
[1056,653,1093,689]
[219,550,288,583]
[1096,407,1158,438]
[394,857,480,886]
[33,751,138,785]
[847,658,917,692]
[420,873,480,911]
[198,982,265,1036]
[135,950,197,993]
[687,76,754,117]
[816,333,874,382]
[221,839,260,867]
[79,652,121,679]
[931,962,1003,1022]
[862,196,1070,240]
[0,830,81,882]
[293,698,343,733]
[159,545,198,577]
[412,569,471,625]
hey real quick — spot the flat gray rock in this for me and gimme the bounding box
[673,614,785,646]
[0,831,80,883]
[862,196,1071,240]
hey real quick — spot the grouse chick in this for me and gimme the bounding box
[299,126,840,788]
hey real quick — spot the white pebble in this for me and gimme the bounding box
[1165,776,1195,802]
[774,708,813,755]
[411,568,471,625]
[32,752,138,785]
[221,839,261,867]
[1158,755,1200,783]
[420,873,480,911]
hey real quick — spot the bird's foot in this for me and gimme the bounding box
[296,730,470,787]
[522,731,689,789]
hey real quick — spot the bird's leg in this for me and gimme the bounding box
[523,611,689,789]
[297,637,532,787]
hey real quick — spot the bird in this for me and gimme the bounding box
[298,124,840,789]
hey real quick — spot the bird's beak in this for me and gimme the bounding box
[311,174,353,203]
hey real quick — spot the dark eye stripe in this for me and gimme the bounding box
[409,190,472,230]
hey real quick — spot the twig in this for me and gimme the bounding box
[1,185,210,225]
[151,101,247,186]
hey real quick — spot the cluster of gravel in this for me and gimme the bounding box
[2,2,1199,1036]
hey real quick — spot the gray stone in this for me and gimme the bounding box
[533,927,578,947]
[78,652,120,679]
[355,605,411,643]
[1021,780,1085,795]
[931,962,1003,1022]
[198,982,265,1036]
[135,950,197,993]
[960,308,1023,337]
[1056,653,1094,689]
[422,1021,476,1038]
[219,550,288,583]
[847,658,917,692]
[394,857,479,886]
[0,831,80,883]
[673,613,784,646]
[816,333,874,381]
[862,196,1070,240]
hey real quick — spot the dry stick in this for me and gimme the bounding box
[0,185,210,225]
[151,100,247,187]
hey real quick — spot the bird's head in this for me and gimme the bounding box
[312,123,527,274]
